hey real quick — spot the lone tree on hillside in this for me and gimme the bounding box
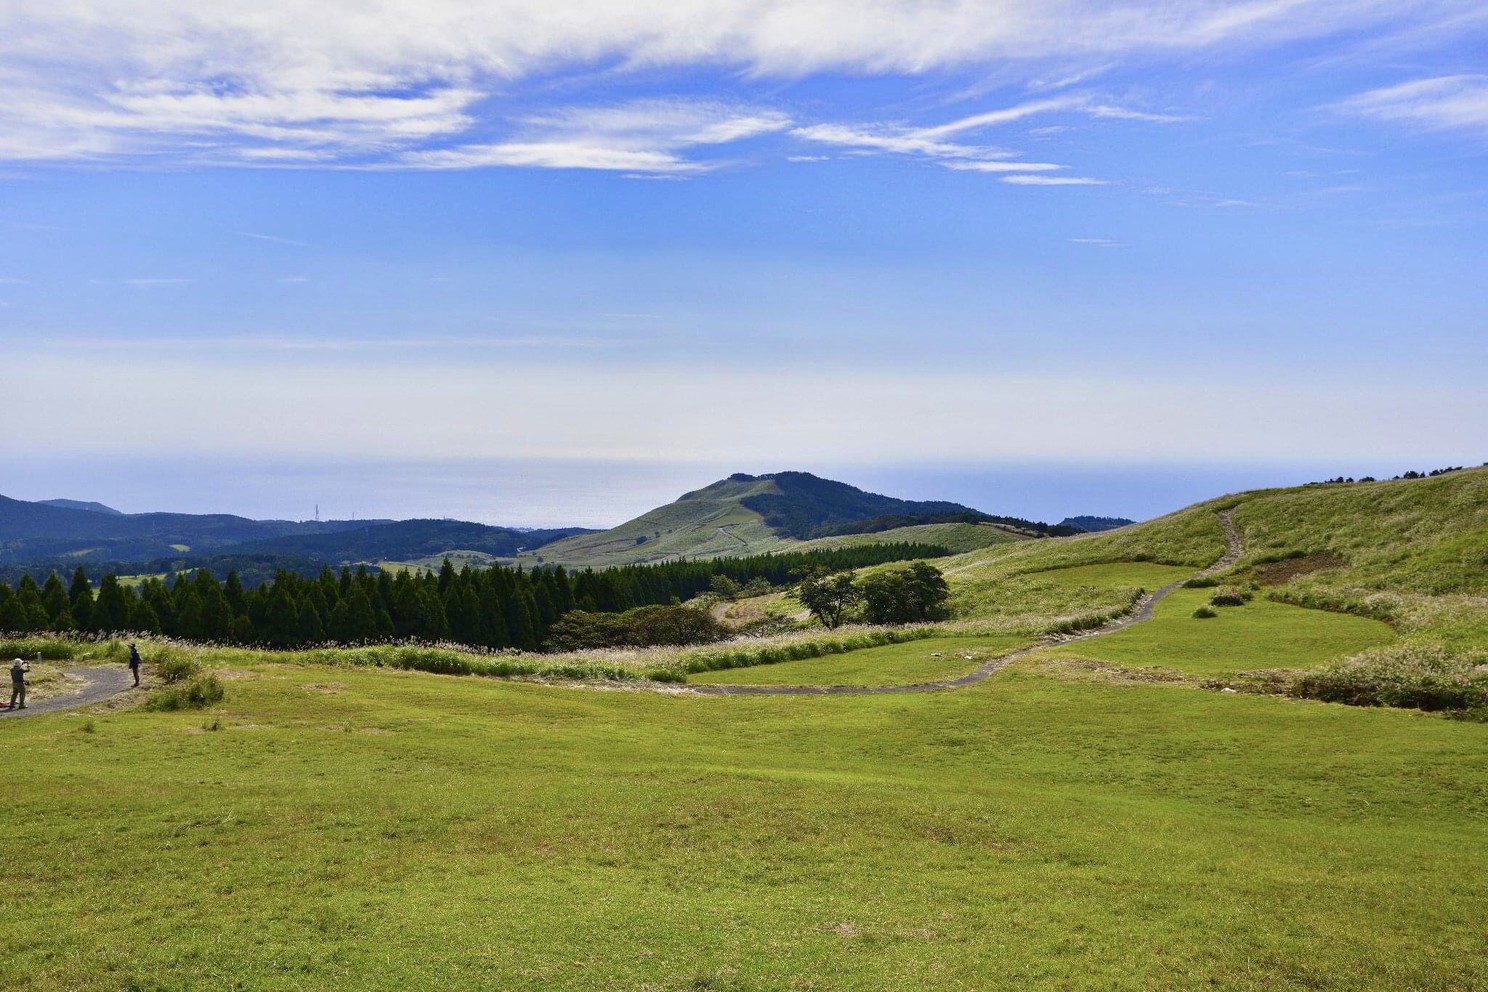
[794,567,861,629]
[860,562,951,625]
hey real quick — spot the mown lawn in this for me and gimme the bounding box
[1045,588,1396,677]
[3,659,1485,991]
[687,635,1028,687]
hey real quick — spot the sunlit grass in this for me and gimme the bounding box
[1044,587,1395,677]
[2,660,1485,990]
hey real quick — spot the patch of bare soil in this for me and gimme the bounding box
[1255,553,1348,585]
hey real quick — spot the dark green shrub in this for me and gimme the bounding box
[1193,606,1218,619]
[1183,577,1220,588]
[545,605,726,650]
[1210,586,1253,607]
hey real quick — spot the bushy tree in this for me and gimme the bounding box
[794,568,861,629]
[859,563,951,625]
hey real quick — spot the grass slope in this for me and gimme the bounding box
[795,521,1023,556]
[523,475,791,568]
[3,662,1484,990]
[1045,587,1395,677]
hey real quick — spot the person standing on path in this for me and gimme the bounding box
[8,657,28,710]
[128,643,142,687]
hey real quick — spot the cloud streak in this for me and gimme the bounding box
[0,1,1472,167]
[402,100,791,172]
[1335,75,1488,133]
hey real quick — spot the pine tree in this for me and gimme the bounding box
[131,601,163,635]
[260,584,303,648]
[0,590,36,632]
[297,596,325,642]
[69,567,95,629]
[328,587,378,643]
[224,570,247,616]
[92,574,133,633]
[41,573,75,628]
[174,587,206,640]
[200,583,233,640]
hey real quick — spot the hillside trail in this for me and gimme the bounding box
[687,509,1243,697]
[0,666,135,720]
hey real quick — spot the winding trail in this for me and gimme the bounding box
[687,509,1242,697]
[0,666,134,720]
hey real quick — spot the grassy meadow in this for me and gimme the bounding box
[1044,588,1396,678]
[5,469,1487,989]
[4,658,1486,991]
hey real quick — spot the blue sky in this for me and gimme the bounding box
[2,1,1485,524]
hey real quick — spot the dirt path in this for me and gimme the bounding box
[687,510,1243,697]
[0,667,135,720]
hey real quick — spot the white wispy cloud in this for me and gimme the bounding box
[942,160,1066,173]
[790,94,1176,183]
[0,1,1470,166]
[1335,75,1488,133]
[1070,237,1125,246]
[1002,175,1107,185]
[403,100,791,172]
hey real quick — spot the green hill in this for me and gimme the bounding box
[926,466,1488,683]
[525,472,1024,568]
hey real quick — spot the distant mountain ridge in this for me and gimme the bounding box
[229,519,593,562]
[38,498,122,515]
[527,471,1076,569]
[731,471,985,539]
[0,491,595,577]
[0,494,383,558]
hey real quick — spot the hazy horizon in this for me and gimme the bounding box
[7,456,1475,531]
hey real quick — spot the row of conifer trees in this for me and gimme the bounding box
[0,542,946,650]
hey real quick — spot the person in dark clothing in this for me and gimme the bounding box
[8,658,27,710]
[128,643,142,687]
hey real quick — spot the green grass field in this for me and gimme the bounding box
[688,635,1028,686]
[5,470,1486,989]
[3,660,1485,991]
[1045,588,1396,677]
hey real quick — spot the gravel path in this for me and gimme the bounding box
[688,510,1243,697]
[0,666,135,720]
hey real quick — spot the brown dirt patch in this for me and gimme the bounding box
[1255,553,1348,585]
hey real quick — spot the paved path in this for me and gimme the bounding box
[687,510,1242,697]
[0,666,135,720]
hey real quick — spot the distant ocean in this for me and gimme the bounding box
[6,454,1407,529]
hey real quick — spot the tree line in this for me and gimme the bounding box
[0,542,949,651]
